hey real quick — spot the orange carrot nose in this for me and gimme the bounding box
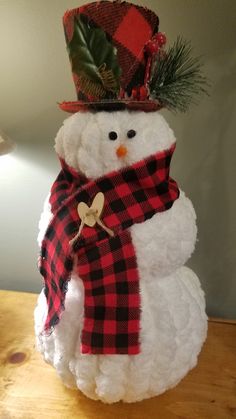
[116,145,127,158]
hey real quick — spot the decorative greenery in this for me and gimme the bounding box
[149,37,208,112]
[67,16,121,98]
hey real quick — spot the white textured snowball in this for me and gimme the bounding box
[35,110,207,403]
[54,110,175,178]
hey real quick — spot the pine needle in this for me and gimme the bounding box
[149,37,209,112]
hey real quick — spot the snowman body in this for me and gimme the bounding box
[35,110,207,403]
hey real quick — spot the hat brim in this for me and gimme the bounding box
[59,99,162,113]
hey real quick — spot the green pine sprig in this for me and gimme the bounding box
[149,37,209,112]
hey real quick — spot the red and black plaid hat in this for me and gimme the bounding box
[59,0,163,113]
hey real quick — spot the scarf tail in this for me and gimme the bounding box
[78,229,141,354]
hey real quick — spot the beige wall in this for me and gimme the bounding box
[0,0,235,318]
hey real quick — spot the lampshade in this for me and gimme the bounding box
[0,130,15,156]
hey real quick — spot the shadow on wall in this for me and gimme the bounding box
[179,50,236,319]
[2,104,66,149]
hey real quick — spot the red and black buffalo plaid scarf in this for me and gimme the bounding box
[39,143,179,354]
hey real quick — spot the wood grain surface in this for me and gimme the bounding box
[0,290,236,419]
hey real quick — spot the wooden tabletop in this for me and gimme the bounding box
[0,290,236,419]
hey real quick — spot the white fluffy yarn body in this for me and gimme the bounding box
[34,111,207,403]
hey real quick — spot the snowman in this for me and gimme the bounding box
[34,1,208,403]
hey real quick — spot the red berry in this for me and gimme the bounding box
[87,95,96,101]
[131,87,139,99]
[145,40,159,55]
[155,32,167,47]
[139,85,148,100]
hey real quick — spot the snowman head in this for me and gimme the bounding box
[55,110,176,179]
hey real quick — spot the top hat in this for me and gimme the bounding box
[59,0,165,113]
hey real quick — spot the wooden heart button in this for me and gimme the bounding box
[70,192,114,246]
[77,192,104,227]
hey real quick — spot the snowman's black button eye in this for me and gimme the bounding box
[108,131,118,141]
[127,129,136,139]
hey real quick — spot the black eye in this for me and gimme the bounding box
[127,129,136,139]
[108,131,118,141]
